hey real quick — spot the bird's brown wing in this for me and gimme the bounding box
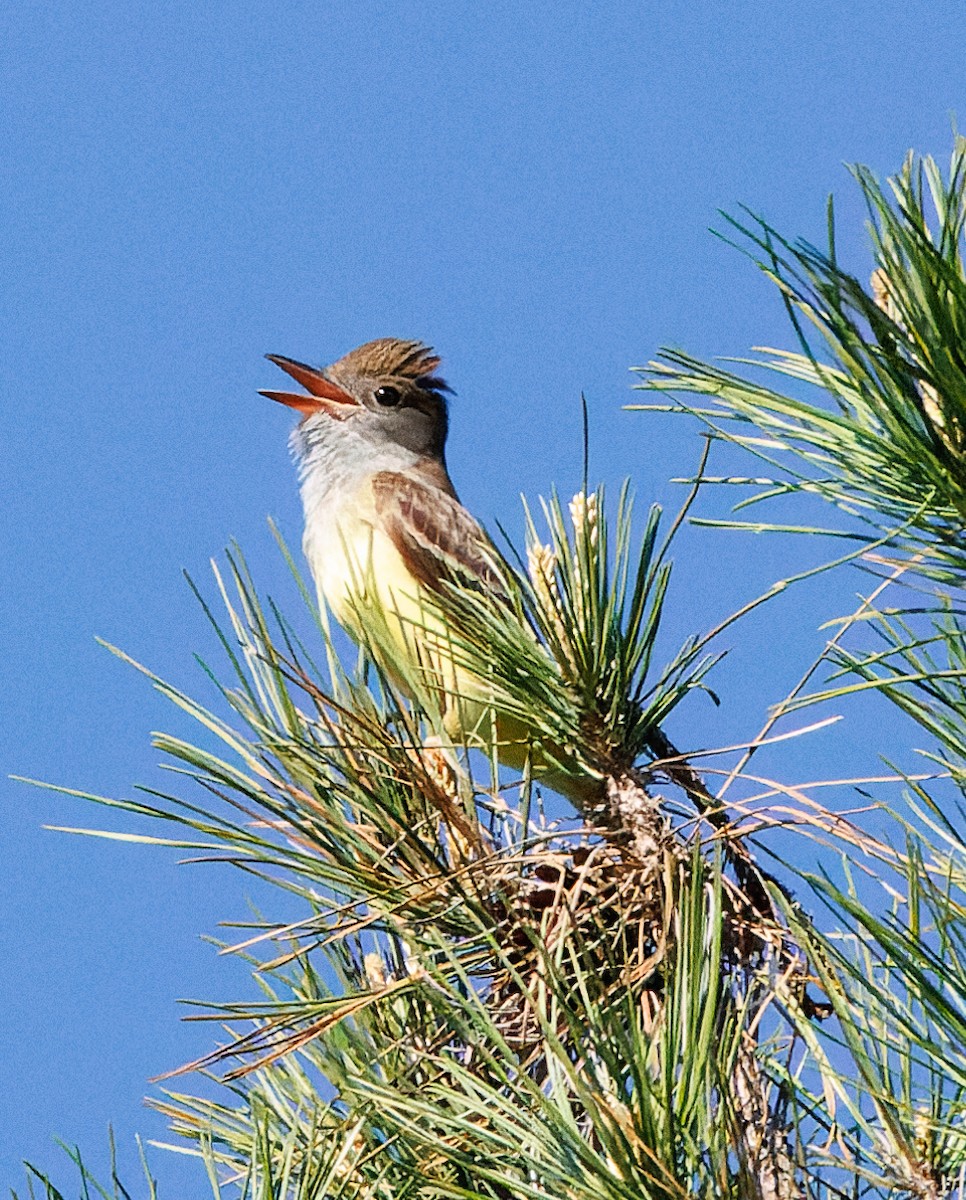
[371,470,506,598]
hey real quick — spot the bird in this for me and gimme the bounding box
[261,337,529,763]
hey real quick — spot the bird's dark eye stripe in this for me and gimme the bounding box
[374,385,401,407]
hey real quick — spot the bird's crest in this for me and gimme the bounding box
[333,338,448,389]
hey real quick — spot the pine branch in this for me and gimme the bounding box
[632,136,966,588]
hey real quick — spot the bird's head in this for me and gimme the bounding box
[261,338,451,461]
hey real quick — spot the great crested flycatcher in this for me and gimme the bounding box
[262,338,532,756]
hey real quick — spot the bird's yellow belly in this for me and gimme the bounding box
[309,509,506,735]
[306,512,415,629]
[306,510,463,695]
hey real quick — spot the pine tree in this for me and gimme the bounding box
[21,140,966,1199]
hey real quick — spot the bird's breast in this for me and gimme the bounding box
[302,479,423,633]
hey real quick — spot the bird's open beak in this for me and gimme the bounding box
[260,354,358,419]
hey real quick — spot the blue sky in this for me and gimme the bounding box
[3,1,965,1190]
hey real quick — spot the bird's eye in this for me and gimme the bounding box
[373,385,401,407]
